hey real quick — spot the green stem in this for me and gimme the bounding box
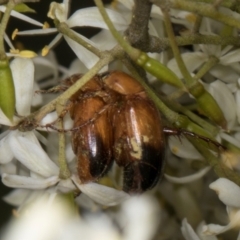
[141,34,240,53]
[169,56,219,99]
[57,22,101,57]
[185,0,240,13]
[57,103,71,180]
[193,56,219,81]
[162,7,194,86]
[160,94,219,135]
[192,15,203,33]
[123,59,217,139]
[171,0,240,29]
[191,138,240,186]
[122,58,180,123]
[94,0,140,60]
[95,0,184,88]
[176,34,240,47]
[168,89,186,100]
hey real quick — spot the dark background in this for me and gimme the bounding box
[0,0,111,228]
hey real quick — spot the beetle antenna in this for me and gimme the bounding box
[163,127,226,151]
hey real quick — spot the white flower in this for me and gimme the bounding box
[2,131,129,207]
[0,58,35,126]
[165,166,211,184]
[2,194,158,240]
[16,0,127,69]
[181,219,218,240]
[0,56,128,208]
[167,33,240,83]
[119,195,160,240]
[165,135,212,184]
[200,178,240,236]
[0,5,43,27]
[33,51,59,90]
[0,58,39,170]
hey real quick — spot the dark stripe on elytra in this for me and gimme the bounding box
[85,133,113,179]
[123,143,165,193]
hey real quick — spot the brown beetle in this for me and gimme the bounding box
[63,71,165,193]
[44,71,223,194]
[102,71,165,194]
[65,74,114,183]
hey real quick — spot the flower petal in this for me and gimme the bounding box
[196,222,218,240]
[33,52,58,86]
[0,160,17,175]
[168,136,203,160]
[204,80,236,130]
[67,7,127,31]
[91,29,117,51]
[235,90,240,124]
[121,195,160,240]
[39,111,58,127]
[209,178,240,208]
[32,83,43,107]
[2,194,73,240]
[202,207,240,236]
[0,132,13,164]
[219,132,240,149]
[10,58,34,115]
[64,34,99,69]
[165,166,211,184]
[181,218,201,240]
[3,189,31,206]
[116,0,134,10]
[57,179,76,193]
[209,64,240,83]
[220,49,240,65]
[0,6,43,27]
[72,175,129,206]
[9,134,59,177]
[202,223,232,236]
[167,52,207,78]
[200,44,221,57]
[2,173,59,189]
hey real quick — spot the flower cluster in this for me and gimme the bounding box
[0,0,240,240]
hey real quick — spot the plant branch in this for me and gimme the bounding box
[56,22,101,57]
[56,103,71,180]
[170,0,240,29]
[184,0,240,13]
[140,34,240,53]
[125,0,152,49]
[161,5,194,86]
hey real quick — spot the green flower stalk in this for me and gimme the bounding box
[136,52,185,88]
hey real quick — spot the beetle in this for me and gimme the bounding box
[42,71,224,194]
[63,74,114,183]
[102,71,165,194]
[60,71,166,194]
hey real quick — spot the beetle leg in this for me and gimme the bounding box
[36,74,84,94]
[163,127,225,150]
[35,85,68,94]
[38,102,112,133]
